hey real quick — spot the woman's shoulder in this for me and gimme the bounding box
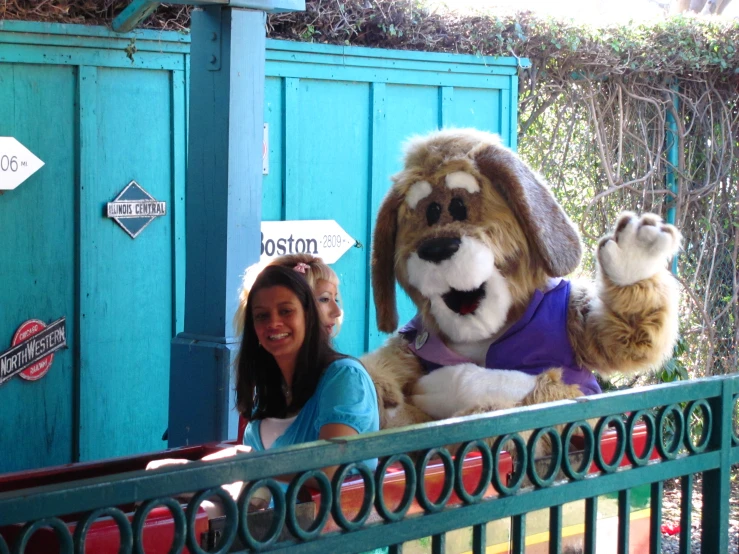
[323,356,369,379]
[317,357,376,392]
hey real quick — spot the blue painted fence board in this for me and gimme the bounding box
[0,20,523,472]
[78,67,176,461]
[0,23,188,473]
[0,63,77,473]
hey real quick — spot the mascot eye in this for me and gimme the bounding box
[449,197,467,221]
[426,202,442,226]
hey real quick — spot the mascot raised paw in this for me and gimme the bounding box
[361,128,681,431]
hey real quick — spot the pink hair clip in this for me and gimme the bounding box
[293,262,310,274]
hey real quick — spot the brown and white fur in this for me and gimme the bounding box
[361,128,681,431]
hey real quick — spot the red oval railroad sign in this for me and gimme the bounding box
[12,319,54,381]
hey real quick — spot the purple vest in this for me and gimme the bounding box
[399,279,601,395]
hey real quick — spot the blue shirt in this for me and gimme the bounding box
[243,358,380,469]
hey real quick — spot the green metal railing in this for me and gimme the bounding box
[0,374,737,553]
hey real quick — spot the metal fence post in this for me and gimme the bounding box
[700,378,732,552]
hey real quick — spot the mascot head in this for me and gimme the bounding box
[372,128,582,343]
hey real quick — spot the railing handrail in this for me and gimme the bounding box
[1,373,737,554]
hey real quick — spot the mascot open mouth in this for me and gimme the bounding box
[442,285,486,315]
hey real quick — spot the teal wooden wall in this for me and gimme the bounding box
[0,21,522,473]
[0,22,189,473]
[262,41,522,356]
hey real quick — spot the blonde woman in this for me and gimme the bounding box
[235,254,342,338]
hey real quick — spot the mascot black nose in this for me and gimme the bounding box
[418,237,461,263]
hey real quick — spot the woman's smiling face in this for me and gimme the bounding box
[314,279,342,336]
[251,285,306,370]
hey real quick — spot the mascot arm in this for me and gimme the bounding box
[411,364,538,420]
[360,335,431,428]
[567,212,681,376]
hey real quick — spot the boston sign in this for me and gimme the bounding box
[260,220,357,265]
[0,317,67,386]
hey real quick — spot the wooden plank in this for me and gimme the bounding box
[261,76,285,222]
[266,48,521,76]
[282,77,300,220]
[0,63,76,473]
[439,86,453,128]
[265,61,511,88]
[265,38,523,69]
[171,68,187,336]
[365,82,386,352]
[367,83,439,347]
[0,44,185,71]
[0,19,190,45]
[159,0,305,10]
[287,78,371,357]
[78,67,173,461]
[507,72,519,151]
[77,64,98,464]
[0,32,190,53]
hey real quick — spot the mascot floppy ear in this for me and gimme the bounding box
[372,190,402,332]
[474,144,582,277]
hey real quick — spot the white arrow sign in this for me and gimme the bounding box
[260,220,357,264]
[0,137,44,191]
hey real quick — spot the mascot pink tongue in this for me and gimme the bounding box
[361,128,681,433]
[442,288,485,315]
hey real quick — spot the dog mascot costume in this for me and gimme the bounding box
[362,128,681,430]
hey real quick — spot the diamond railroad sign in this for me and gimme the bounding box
[106,181,167,239]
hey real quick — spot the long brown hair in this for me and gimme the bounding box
[235,265,343,419]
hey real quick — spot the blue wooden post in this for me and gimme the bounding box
[166,1,304,447]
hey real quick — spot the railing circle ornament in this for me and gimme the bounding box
[685,399,712,454]
[12,517,73,554]
[75,507,133,554]
[132,498,184,554]
[562,420,595,480]
[657,404,685,460]
[594,415,626,473]
[415,447,454,513]
[237,479,286,550]
[375,454,417,522]
[132,497,187,554]
[454,440,493,504]
[492,434,528,495]
[527,427,563,488]
[331,463,376,531]
[186,488,238,554]
[626,410,656,466]
[286,470,331,540]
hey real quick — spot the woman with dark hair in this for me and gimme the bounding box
[238,264,379,478]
